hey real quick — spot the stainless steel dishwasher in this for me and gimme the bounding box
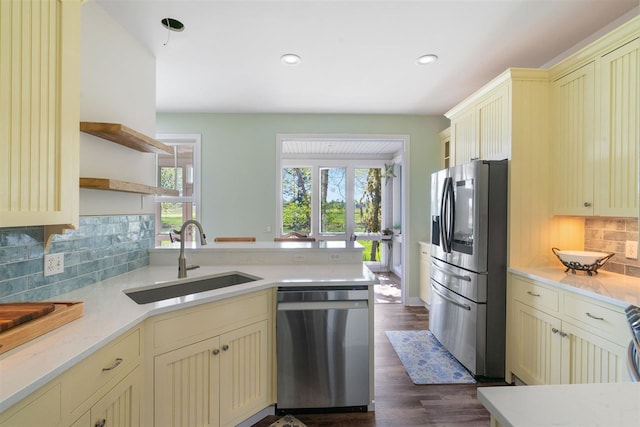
[276,285,370,413]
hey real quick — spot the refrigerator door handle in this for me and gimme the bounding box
[439,178,450,252]
[431,261,472,282]
[441,177,455,253]
[431,283,472,311]
[447,178,455,251]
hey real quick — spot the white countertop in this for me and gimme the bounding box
[0,262,375,412]
[478,382,640,427]
[509,265,640,308]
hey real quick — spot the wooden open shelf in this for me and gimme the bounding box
[80,122,173,155]
[80,178,179,196]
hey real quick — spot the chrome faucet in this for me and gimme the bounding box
[176,219,208,278]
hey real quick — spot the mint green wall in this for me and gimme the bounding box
[156,113,449,303]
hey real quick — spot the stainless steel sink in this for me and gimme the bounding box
[124,272,261,304]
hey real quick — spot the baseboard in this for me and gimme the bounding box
[405,296,427,306]
[237,405,275,427]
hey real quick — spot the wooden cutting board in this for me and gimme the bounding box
[0,303,56,332]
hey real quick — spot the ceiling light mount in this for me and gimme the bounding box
[416,54,438,65]
[281,53,302,65]
[161,18,185,32]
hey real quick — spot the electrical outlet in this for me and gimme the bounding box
[44,253,64,276]
[625,241,638,260]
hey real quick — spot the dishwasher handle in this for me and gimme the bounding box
[277,300,368,311]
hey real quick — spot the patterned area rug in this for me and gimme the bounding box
[268,415,307,427]
[385,330,476,384]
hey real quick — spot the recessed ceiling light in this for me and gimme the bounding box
[161,18,185,32]
[416,54,438,65]
[281,53,302,65]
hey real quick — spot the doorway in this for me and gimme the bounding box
[276,134,408,304]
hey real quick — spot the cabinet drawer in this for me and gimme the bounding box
[152,290,271,352]
[562,294,630,344]
[509,276,559,313]
[63,327,141,413]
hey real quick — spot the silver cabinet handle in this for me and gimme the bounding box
[102,358,123,372]
[95,419,106,427]
[527,291,541,297]
[584,202,592,207]
[586,312,604,320]
[222,344,229,351]
[212,349,220,356]
[551,328,568,338]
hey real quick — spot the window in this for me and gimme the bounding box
[155,134,201,246]
[281,167,311,234]
[320,167,346,234]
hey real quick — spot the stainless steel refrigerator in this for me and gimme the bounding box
[429,159,508,378]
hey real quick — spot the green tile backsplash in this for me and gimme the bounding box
[0,215,154,302]
[584,217,640,278]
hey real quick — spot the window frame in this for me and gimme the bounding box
[154,134,202,246]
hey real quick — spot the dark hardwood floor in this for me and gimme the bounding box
[253,303,507,427]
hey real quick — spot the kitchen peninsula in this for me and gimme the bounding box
[0,242,375,427]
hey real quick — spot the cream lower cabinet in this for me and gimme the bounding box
[149,290,273,427]
[0,382,62,427]
[419,242,431,306]
[70,367,142,427]
[64,326,143,427]
[506,274,630,385]
[154,321,268,427]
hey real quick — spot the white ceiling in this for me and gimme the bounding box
[95,0,638,116]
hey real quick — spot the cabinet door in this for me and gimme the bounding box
[218,321,269,427]
[0,383,61,427]
[419,245,430,305]
[89,367,142,427]
[155,337,220,427]
[596,38,639,217]
[451,109,477,165]
[551,62,596,215]
[508,301,562,385]
[0,0,80,227]
[478,83,510,161]
[560,322,629,385]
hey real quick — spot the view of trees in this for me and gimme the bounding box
[282,166,383,261]
[282,167,311,233]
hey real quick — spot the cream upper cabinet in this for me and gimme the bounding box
[438,127,451,168]
[448,80,511,166]
[596,38,639,217]
[506,274,630,386]
[450,108,477,165]
[477,82,510,161]
[551,19,639,217]
[0,0,81,229]
[552,62,597,215]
